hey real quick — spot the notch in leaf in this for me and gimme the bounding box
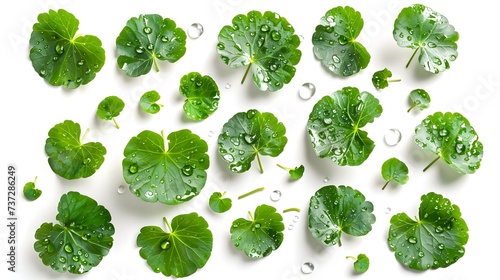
[209,191,232,213]
[116,14,186,77]
[277,164,304,180]
[393,4,459,73]
[312,6,370,76]
[372,68,401,89]
[414,112,483,174]
[23,176,42,201]
[137,213,213,277]
[346,254,369,273]
[96,96,125,128]
[29,9,105,89]
[217,11,301,92]
[381,158,409,190]
[140,90,163,114]
[179,72,220,120]
[407,89,430,112]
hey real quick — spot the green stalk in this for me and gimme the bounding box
[346,256,357,261]
[407,103,417,113]
[161,130,166,151]
[112,117,120,129]
[33,176,38,185]
[277,163,291,171]
[387,79,401,83]
[163,217,172,233]
[238,187,265,200]
[241,63,252,84]
[382,180,391,190]
[153,57,160,72]
[221,191,227,198]
[255,152,264,174]
[406,48,420,68]
[81,128,90,143]
[423,156,441,172]
[248,211,254,221]
[283,208,301,213]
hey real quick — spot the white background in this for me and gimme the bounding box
[1,0,498,279]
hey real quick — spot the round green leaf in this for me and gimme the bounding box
[388,192,469,270]
[354,254,369,273]
[45,120,106,179]
[96,96,124,128]
[308,185,375,246]
[122,129,209,205]
[139,90,163,114]
[209,191,232,213]
[381,157,409,190]
[372,68,400,89]
[307,87,382,166]
[394,4,459,73]
[179,72,220,120]
[29,9,105,89]
[230,204,284,259]
[277,164,305,180]
[137,213,213,278]
[414,112,483,174]
[116,14,186,77]
[23,177,42,201]
[34,191,114,274]
[217,10,301,92]
[408,89,431,112]
[218,109,287,173]
[312,6,370,77]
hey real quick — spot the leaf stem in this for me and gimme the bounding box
[33,176,38,185]
[112,117,120,129]
[387,79,401,83]
[277,163,291,171]
[256,152,264,174]
[238,187,265,200]
[241,63,252,84]
[153,57,160,72]
[221,191,227,198]
[81,128,90,143]
[423,156,441,172]
[406,47,420,68]
[248,211,254,221]
[382,180,391,190]
[161,130,166,151]
[346,256,357,261]
[163,217,172,233]
[338,239,343,247]
[407,103,417,113]
[283,208,301,213]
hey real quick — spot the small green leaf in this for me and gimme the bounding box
[116,14,186,77]
[381,158,409,190]
[29,9,105,89]
[394,4,459,73]
[277,164,304,180]
[23,177,42,201]
[307,87,382,166]
[122,129,209,205]
[179,72,220,120]
[45,120,106,179]
[217,11,301,91]
[371,68,401,89]
[408,89,431,112]
[308,185,375,246]
[140,90,163,114]
[230,204,284,259]
[209,192,232,213]
[388,192,469,270]
[347,254,370,273]
[312,6,370,76]
[137,213,213,277]
[96,96,125,128]
[414,112,483,174]
[34,191,114,274]
[218,109,287,173]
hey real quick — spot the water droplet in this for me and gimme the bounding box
[224,83,231,89]
[293,215,300,222]
[223,154,234,162]
[338,35,348,45]
[298,35,304,42]
[270,190,282,202]
[128,163,138,174]
[135,46,145,54]
[77,59,85,66]
[260,24,270,32]
[59,256,66,263]
[385,207,392,214]
[384,129,402,146]
[55,42,64,54]
[181,164,194,176]
[64,244,73,253]
[299,83,316,100]
[408,236,417,244]
[117,185,126,194]
[244,134,257,144]
[438,243,445,250]
[46,243,55,253]
[40,69,47,77]
[160,240,171,250]
[301,262,315,274]
[246,109,257,119]
[208,131,214,137]
[428,42,437,48]
[147,43,154,50]
[187,23,204,39]
[288,224,294,230]
[72,255,80,262]
[435,226,444,233]
[332,55,340,63]
[271,30,281,41]
[439,129,448,137]
[143,27,152,34]
[323,177,329,183]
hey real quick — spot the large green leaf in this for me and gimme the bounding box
[179,72,220,120]
[414,112,483,174]
[307,87,382,166]
[116,14,186,77]
[218,109,287,173]
[29,9,105,89]
[388,192,469,270]
[137,213,213,278]
[34,191,114,274]
[217,10,301,91]
[122,129,209,205]
[45,120,106,179]
[312,6,370,76]
[308,185,375,246]
[230,204,284,259]
[393,4,459,73]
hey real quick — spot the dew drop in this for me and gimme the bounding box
[385,207,392,214]
[298,35,304,42]
[270,190,282,202]
[143,27,152,34]
[299,83,316,100]
[46,244,55,253]
[135,46,145,54]
[293,215,300,222]
[408,236,417,244]
[117,185,126,194]
[187,23,204,39]
[225,83,231,89]
[64,244,73,253]
[59,256,66,263]
[181,164,194,176]
[323,177,329,183]
[160,240,171,250]
[384,128,402,146]
[208,131,214,137]
[55,42,64,54]
[288,224,294,230]
[301,262,315,274]
[128,163,138,174]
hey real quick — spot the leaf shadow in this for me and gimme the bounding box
[409,65,436,82]
[301,130,336,184]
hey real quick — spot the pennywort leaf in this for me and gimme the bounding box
[209,191,232,213]
[140,90,163,114]
[381,158,409,190]
[408,89,431,112]
[372,68,401,89]
[179,72,220,120]
[96,96,125,128]
[23,176,42,201]
[347,254,370,273]
[277,164,305,180]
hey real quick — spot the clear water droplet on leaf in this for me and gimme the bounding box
[187,23,204,39]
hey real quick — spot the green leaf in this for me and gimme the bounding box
[116,14,186,77]
[230,204,284,258]
[179,72,220,120]
[34,191,114,274]
[308,185,375,246]
[122,129,209,205]
[381,157,409,190]
[394,4,459,73]
[277,164,305,180]
[96,96,125,128]
[388,192,469,270]
[209,192,232,213]
[414,112,483,174]
[312,6,370,76]
[347,254,370,273]
[307,87,382,166]
[23,176,42,201]
[139,90,163,114]
[371,68,401,89]
[137,213,213,278]
[29,9,105,89]
[408,89,431,112]
[217,11,301,91]
[45,120,106,179]
[218,109,287,173]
